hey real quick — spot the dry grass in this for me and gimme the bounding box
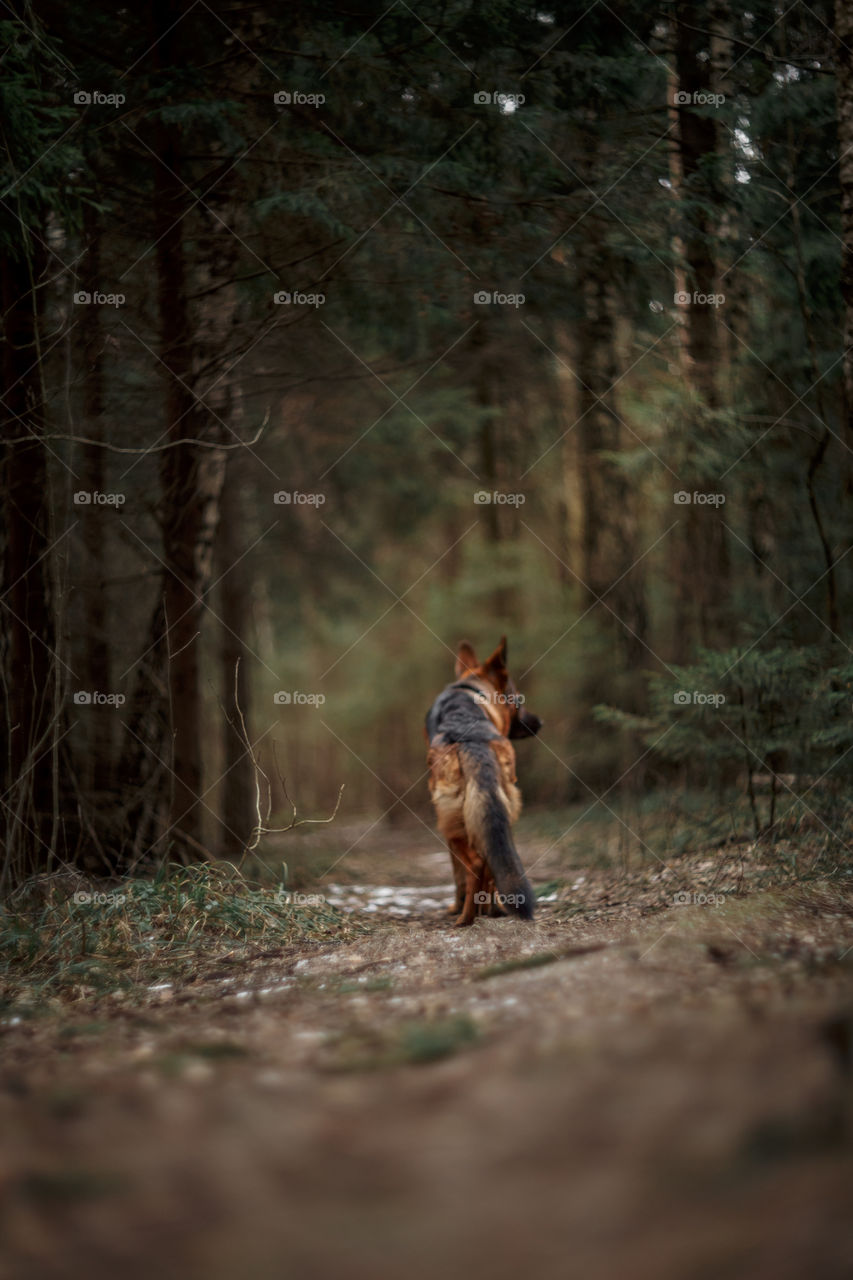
[0,861,366,1010]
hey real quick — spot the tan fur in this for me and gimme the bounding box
[427,743,467,842]
[428,637,537,925]
[427,737,523,923]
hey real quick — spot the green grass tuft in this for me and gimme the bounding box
[0,863,365,1010]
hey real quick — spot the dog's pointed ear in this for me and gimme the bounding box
[455,641,479,678]
[482,636,508,687]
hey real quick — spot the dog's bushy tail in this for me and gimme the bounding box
[460,744,535,919]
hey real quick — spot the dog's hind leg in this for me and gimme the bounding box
[447,837,467,916]
[454,845,488,927]
[455,866,477,926]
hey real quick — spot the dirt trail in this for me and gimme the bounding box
[2,843,853,1280]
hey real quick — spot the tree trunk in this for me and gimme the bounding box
[675,2,719,407]
[79,218,113,797]
[153,40,204,846]
[471,320,501,543]
[218,452,255,857]
[671,0,731,657]
[0,244,56,882]
[836,0,853,494]
[117,1,228,863]
[575,271,648,667]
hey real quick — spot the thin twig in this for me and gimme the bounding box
[2,410,269,453]
[229,658,343,860]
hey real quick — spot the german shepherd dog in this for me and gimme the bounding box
[426,638,542,926]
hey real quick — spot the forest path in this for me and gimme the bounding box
[2,842,853,1280]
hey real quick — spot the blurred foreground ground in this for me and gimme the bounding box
[2,826,852,1280]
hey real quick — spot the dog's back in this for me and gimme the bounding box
[426,640,539,925]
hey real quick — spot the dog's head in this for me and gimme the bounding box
[454,637,543,739]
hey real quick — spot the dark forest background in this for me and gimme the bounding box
[2,0,852,887]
